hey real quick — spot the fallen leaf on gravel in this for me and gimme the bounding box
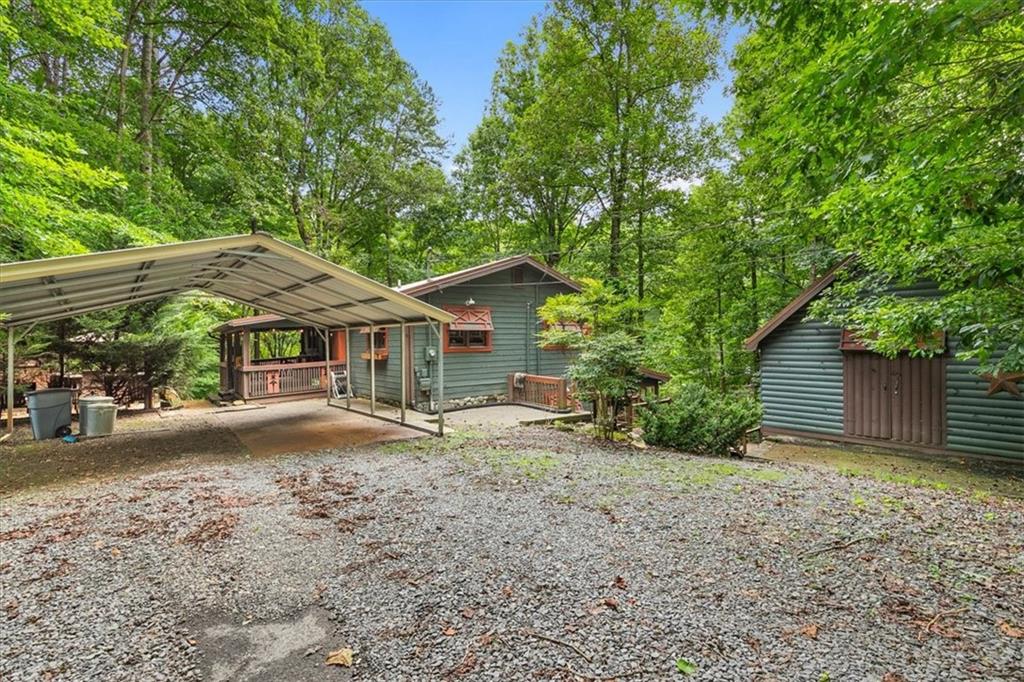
[881,673,906,682]
[613,575,628,590]
[325,648,353,667]
[603,597,619,610]
[444,626,458,636]
[110,547,122,557]
[798,624,819,639]
[998,620,1024,638]
[478,633,494,646]
[448,649,477,676]
[461,607,475,619]
[501,585,513,598]
[676,657,697,675]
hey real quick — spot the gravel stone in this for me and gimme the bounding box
[1,426,1022,680]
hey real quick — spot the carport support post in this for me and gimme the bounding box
[436,320,444,436]
[399,321,407,424]
[344,326,351,409]
[324,327,331,405]
[369,324,376,416]
[4,327,14,440]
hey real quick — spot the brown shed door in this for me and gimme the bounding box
[843,353,946,447]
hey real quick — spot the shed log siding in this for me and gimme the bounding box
[756,284,1023,462]
[759,309,844,436]
[345,267,575,409]
[946,345,1024,459]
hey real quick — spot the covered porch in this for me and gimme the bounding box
[216,314,348,403]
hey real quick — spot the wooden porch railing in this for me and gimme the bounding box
[507,373,570,411]
[233,361,345,400]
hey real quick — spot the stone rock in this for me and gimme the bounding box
[159,387,184,410]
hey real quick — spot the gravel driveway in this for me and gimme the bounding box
[2,427,1022,680]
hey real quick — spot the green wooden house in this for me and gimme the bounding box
[217,255,583,412]
[347,255,582,412]
[744,265,1023,462]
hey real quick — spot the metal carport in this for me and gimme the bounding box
[0,233,455,439]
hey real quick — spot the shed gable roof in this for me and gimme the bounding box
[743,256,856,351]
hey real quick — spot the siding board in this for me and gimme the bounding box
[760,311,844,436]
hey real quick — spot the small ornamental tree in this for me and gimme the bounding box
[566,332,645,439]
[538,279,644,439]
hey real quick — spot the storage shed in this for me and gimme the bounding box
[744,265,1023,462]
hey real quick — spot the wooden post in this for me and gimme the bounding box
[399,321,407,424]
[241,330,251,368]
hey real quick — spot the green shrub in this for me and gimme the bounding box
[638,385,760,456]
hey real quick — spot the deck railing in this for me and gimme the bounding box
[231,361,345,400]
[507,373,571,411]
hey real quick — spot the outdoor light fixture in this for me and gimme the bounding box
[465,297,475,306]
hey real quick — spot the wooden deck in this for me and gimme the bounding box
[221,361,345,401]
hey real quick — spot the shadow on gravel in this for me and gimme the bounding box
[0,417,249,495]
[194,606,351,681]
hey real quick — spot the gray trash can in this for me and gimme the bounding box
[79,395,116,434]
[25,388,74,440]
[82,403,118,437]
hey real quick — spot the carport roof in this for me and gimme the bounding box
[0,233,455,329]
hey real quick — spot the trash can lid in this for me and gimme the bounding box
[80,395,116,403]
[25,388,76,396]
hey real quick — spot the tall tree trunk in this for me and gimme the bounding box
[290,184,311,247]
[636,207,645,301]
[115,11,137,138]
[608,158,626,280]
[546,214,561,266]
[139,0,155,200]
[716,285,725,392]
[749,253,758,325]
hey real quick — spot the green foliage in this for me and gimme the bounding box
[721,0,1024,372]
[6,0,1018,404]
[639,385,759,455]
[0,85,167,260]
[457,0,719,284]
[651,170,803,391]
[538,277,639,345]
[566,331,645,439]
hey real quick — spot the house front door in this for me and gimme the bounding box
[843,353,946,448]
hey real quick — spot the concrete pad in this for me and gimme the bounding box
[214,399,421,457]
[432,404,589,429]
[196,607,351,682]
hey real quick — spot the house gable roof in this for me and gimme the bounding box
[396,254,581,297]
[215,254,581,332]
[743,256,856,351]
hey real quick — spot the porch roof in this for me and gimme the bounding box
[0,233,456,330]
[214,314,305,333]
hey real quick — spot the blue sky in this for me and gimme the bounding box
[362,0,744,161]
